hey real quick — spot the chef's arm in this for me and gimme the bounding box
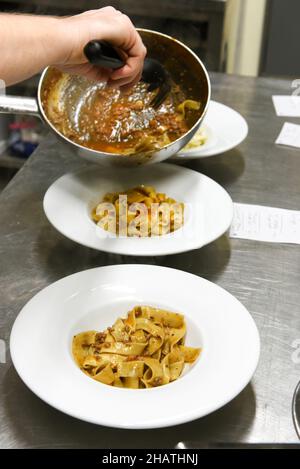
[0,7,146,87]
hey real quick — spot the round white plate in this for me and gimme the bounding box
[10,265,260,429]
[172,100,248,160]
[43,164,233,256]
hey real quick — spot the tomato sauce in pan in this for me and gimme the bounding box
[77,82,188,153]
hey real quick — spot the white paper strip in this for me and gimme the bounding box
[0,79,5,95]
[230,203,300,244]
[275,122,300,149]
[272,95,300,117]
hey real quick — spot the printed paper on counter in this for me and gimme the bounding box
[275,122,300,149]
[230,203,300,244]
[272,95,300,117]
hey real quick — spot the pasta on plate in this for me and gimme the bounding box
[72,305,201,389]
[183,128,207,150]
[91,185,184,237]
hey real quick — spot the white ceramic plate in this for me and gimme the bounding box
[10,265,260,429]
[43,164,233,256]
[172,100,248,160]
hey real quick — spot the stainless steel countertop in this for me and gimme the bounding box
[1,72,300,448]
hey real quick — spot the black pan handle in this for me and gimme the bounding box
[83,40,125,69]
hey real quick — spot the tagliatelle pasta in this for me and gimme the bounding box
[91,185,184,237]
[177,99,201,118]
[183,128,207,150]
[72,306,201,389]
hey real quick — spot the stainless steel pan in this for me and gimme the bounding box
[0,29,210,166]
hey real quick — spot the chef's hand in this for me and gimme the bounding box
[58,7,147,87]
[0,8,146,87]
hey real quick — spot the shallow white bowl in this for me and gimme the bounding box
[43,164,233,256]
[172,100,248,160]
[10,264,260,429]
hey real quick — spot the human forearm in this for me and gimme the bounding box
[0,14,66,85]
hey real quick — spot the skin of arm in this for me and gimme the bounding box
[0,7,146,87]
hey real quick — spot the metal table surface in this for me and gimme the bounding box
[1,72,300,448]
